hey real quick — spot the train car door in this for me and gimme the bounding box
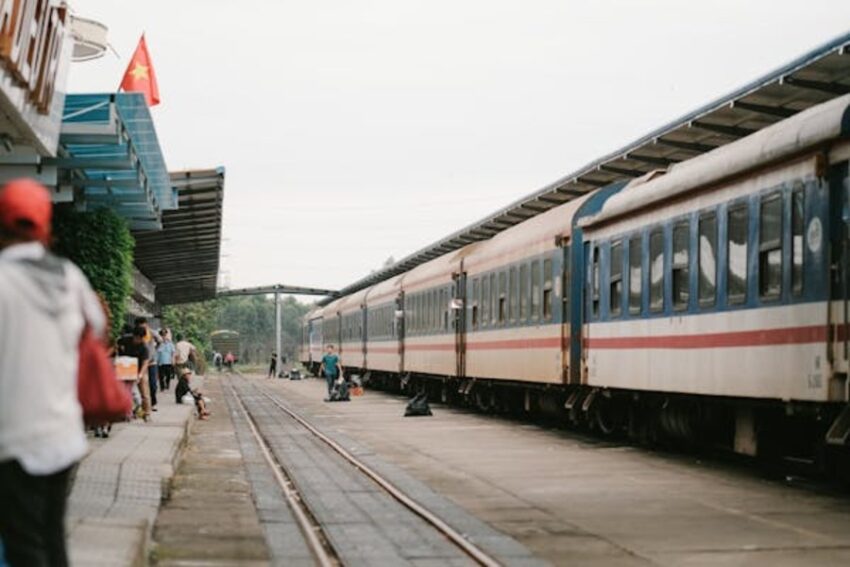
[395,292,405,374]
[568,235,588,385]
[830,161,850,375]
[559,239,571,383]
[361,304,368,369]
[453,270,467,378]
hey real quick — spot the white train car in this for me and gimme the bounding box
[580,94,850,453]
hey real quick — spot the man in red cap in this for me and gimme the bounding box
[0,179,106,566]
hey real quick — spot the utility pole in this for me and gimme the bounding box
[275,291,282,377]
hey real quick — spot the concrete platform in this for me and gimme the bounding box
[258,375,850,567]
[66,393,194,566]
[152,374,282,566]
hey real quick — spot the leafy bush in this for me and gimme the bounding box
[52,207,135,338]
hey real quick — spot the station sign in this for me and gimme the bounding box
[0,0,71,156]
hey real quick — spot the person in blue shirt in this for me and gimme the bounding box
[318,344,343,398]
[157,329,177,391]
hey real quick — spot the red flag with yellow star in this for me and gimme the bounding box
[119,35,160,106]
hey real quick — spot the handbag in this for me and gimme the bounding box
[77,326,132,425]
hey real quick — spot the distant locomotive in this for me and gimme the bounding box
[301,95,850,470]
[211,329,241,360]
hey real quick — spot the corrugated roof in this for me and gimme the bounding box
[54,93,174,230]
[320,31,850,306]
[133,168,225,305]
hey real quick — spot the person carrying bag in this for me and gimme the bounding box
[0,179,111,566]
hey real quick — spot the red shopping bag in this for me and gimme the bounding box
[77,327,131,425]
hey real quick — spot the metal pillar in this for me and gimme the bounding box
[275,291,282,377]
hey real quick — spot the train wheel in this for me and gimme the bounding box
[474,388,495,412]
[594,395,625,436]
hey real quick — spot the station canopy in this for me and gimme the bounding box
[322,31,850,305]
[53,92,174,230]
[133,168,225,305]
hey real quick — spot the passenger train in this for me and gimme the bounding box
[301,95,850,467]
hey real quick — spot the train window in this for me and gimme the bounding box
[543,259,553,321]
[591,246,600,318]
[519,264,528,321]
[628,236,642,314]
[423,292,428,331]
[698,213,717,307]
[728,204,749,305]
[498,271,507,324]
[432,290,437,331]
[482,275,490,327]
[489,273,497,325]
[563,247,571,322]
[471,278,479,329]
[649,229,664,312]
[531,260,541,321]
[430,290,436,331]
[440,289,449,332]
[672,221,690,311]
[610,241,623,317]
[759,194,782,300]
[792,188,804,296]
[509,267,518,323]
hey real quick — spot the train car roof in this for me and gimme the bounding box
[582,93,850,229]
[402,244,480,293]
[366,273,405,306]
[336,286,371,314]
[464,192,594,265]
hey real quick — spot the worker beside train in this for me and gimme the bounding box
[319,344,345,400]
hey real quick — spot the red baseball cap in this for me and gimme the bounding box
[0,178,52,244]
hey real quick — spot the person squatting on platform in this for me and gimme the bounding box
[175,367,210,420]
[0,179,107,566]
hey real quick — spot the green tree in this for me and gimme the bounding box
[162,295,312,363]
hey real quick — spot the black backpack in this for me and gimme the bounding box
[404,392,432,417]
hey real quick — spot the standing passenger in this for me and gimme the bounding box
[319,344,344,399]
[157,329,176,391]
[0,179,106,566]
[268,352,277,379]
[134,317,161,411]
[174,333,197,372]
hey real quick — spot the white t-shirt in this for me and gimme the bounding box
[175,340,194,364]
[0,243,105,475]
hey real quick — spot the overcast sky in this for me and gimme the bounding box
[67,1,850,295]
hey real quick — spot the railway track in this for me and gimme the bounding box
[225,374,504,567]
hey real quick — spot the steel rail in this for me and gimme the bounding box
[247,377,504,567]
[225,380,337,567]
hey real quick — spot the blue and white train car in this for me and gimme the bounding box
[579,94,850,453]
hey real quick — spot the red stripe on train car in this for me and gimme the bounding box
[585,324,828,349]
[401,337,563,351]
[369,346,400,354]
[468,337,562,350]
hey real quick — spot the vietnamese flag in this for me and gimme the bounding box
[119,35,160,106]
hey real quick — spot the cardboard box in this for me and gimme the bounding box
[115,356,139,381]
